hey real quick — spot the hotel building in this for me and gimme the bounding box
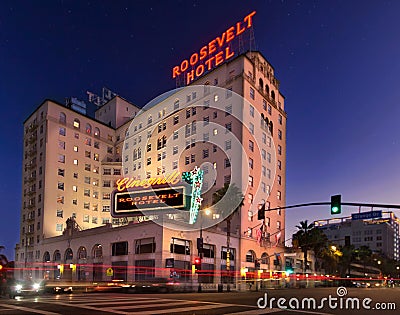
[16,51,287,287]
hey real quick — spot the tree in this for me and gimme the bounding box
[292,220,315,273]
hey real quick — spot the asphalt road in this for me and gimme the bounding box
[0,287,399,315]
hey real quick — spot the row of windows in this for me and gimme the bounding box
[59,113,101,137]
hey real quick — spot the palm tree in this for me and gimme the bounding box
[292,220,315,273]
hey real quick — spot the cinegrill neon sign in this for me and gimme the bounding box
[172,11,256,85]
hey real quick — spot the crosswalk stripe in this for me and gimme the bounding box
[135,304,231,315]
[111,301,195,310]
[0,304,61,315]
[52,301,127,315]
[83,298,162,306]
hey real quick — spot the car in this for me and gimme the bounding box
[8,280,45,298]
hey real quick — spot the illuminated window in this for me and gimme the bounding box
[173,130,178,140]
[94,153,99,161]
[56,224,63,231]
[58,155,65,163]
[72,185,77,192]
[85,137,91,146]
[94,127,100,138]
[248,193,253,204]
[102,205,110,212]
[213,128,218,136]
[59,112,66,124]
[86,123,92,134]
[73,145,78,152]
[73,119,80,129]
[277,191,281,200]
[214,94,219,102]
[83,215,89,222]
[73,159,78,165]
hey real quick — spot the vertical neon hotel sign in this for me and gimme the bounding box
[172,11,256,85]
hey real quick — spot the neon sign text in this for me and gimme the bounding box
[116,171,181,191]
[172,11,256,85]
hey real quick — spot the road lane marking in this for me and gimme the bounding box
[135,304,229,314]
[0,304,61,315]
[111,301,195,310]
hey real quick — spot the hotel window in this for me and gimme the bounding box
[248,193,253,204]
[249,158,253,169]
[135,237,156,254]
[248,175,253,187]
[58,155,65,163]
[214,94,219,102]
[59,127,66,136]
[173,130,179,140]
[93,166,99,173]
[225,104,232,116]
[173,146,178,155]
[213,128,218,136]
[58,168,65,176]
[203,116,209,126]
[249,140,254,152]
[102,205,110,212]
[83,202,90,210]
[277,160,281,170]
[56,224,63,232]
[170,238,191,255]
[267,168,271,179]
[94,127,100,138]
[94,141,99,149]
[267,153,271,163]
[173,115,179,125]
[226,87,232,98]
[83,164,90,171]
[225,140,231,150]
[224,175,230,184]
[192,106,197,115]
[102,218,109,224]
[249,105,254,117]
[73,145,78,152]
[83,215,89,222]
[103,180,111,187]
[248,210,253,222]
[278,130,282,140]
[59,112,66,124]
[84,189,90,197]
[277,221,281,230]
[261,182,266,193]
[278,145,282,155]
[56,210,63,218]
[157,153,162,161]
[250,87,255,100]
[147,157,151,165]
[249,123,254,135]
[267,136,272,147]
[74,132,79,139]
[213,145,217,153]
[203,149,209,158]
[213,111,217,119]
[263,99,267,111]
[92,217,98,224]
[57,182,64,190]
[72,199,77,205]
[224,158,231,168]
[73,159,78,165]
[113,169,121,175]
[94,153,99,161]
[266,185,270,195]
[213,162,217,169]
[204,99,210,109]
[262,149,266,160]
[93,191,99,199]
[278,175,282,185]
[57,196,64,204]
[72,185,77,192]
[186,109,191,118]
[58,140,65,150]
[278,114,282,125]
[191,154,196,163]
[107,134,113,141]
[73,119,80,129]
[174,99,180,110]
[267,104,272,115]
[84,176,90,184]
[73,172,78,179]
[85,151,91,158]
[203,133,209,142]
[85,137,91,146]
[225,122,232,132]
[185,156,190,165]
[172,161,178,170]
[262,133,266,144]
[147,130,152,138]
[107,146,113,154]
[277,191,282,200]
[262,166,266,177]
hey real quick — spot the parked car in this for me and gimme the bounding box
[9,279,45,298]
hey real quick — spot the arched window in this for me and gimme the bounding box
[92,244,103,259]
[259,78,264,91]
[261,252,269,265]
[137,147,142,159]
[86,123,92,135]
[148,115,153,125]
[173,99,180,110]
[78,246,87,260]
[59,112,66,124]
[271,90,275,100]
[246,250,256,263]
[265,84,270,95]
[53,250,61,262]
[64,248,73,261]
[43,251,50,262]
[269,121,273,136]
[94,127,100,138]
[204,82,210,95]
[73,118,80,129]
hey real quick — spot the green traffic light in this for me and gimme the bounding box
[330,194,342,215]
[332,206,339,213]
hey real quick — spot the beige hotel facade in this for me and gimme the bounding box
[16,51,287,287]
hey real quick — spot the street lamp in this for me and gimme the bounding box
[197,208,211,292]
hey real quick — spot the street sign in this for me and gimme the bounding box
[106,268,113,277]
[352,210,382,221]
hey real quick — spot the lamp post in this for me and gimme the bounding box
[197,208,211,293]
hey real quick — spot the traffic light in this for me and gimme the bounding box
[194,257,201,271]
[197,237,203,254]
[331,194,341,215]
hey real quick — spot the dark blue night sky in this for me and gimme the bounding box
[1,0,400,259]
